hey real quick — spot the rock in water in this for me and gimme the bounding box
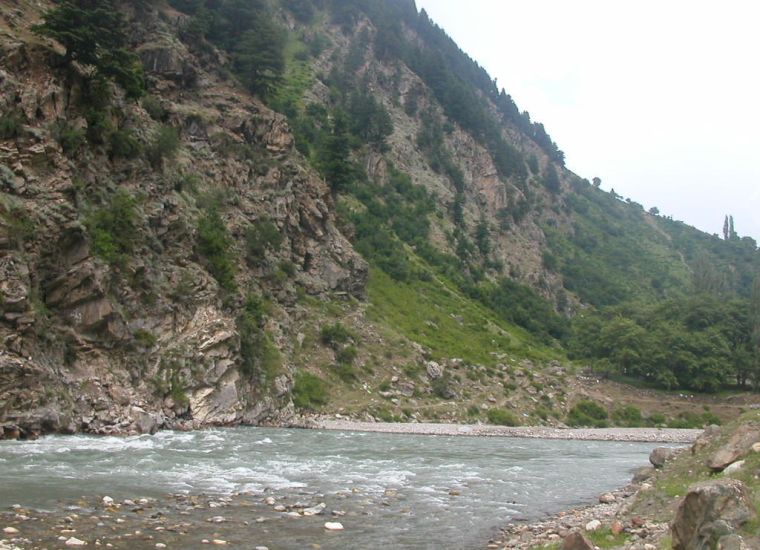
[302,503,326,516]
[561,530,594,550]
[65,537,87,547]
[3,527,19,535]
[649,446,677,468]
[324,522,344,531]
[598,492,616,503]
[671,479,756,550]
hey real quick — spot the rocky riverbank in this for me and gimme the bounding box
[314,418,701,443]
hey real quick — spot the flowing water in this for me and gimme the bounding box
[0,427,658,549]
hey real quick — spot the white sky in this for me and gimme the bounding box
[415,0,760,241]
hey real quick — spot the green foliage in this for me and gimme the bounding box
[237,294,281,381]
[0,111,24,139]
[667,411,722,429]
[336,345,357,366]
[146,125,180,168]
[486,408,520,426]
[319,322,352,350]
[133,329,157,348]
[611,405,643,427]
[196,208,236,292]
[347,91,393,151]
[566,399,609,427]
[141,95,168,122]
[86,189,138,266]
[245,219,283,265]
[542,164,561,193]
[569,295,756,392]
[33,0,145,98]
[292,371,328,409]
[109,127,142,159]
[52,120,86,157]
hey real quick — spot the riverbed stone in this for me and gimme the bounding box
[584,519,601,532]
[65,537,87,547]
[598,492,615,503]
[324,521,344,531]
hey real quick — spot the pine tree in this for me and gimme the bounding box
[33,0,144,98]
[729,215,737,240]
[751,276,760,389]
[723,215,729,240]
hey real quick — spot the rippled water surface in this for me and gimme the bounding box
[0,427,656,548]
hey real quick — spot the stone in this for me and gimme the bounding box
[155,544,166,549]
[302,503,326,516]
[751,442,760,453]
[723,460,745,474]
[707,425,760,472]
[273,505,286,512]
[671,478,756,550]
[264,497,276,506]
[324,522,344,531]
[561,530,594,550]
[717,534,748,550]
[632,465,655,483]
[649,446,677,468]
[65,538,87,547]
[425,361,443,380]
[610,520,624,535]
[211,540,227,546]
[692,425,722,454]
[3,527,19,534]
[102,496,114,507]
[598,492,616,503]
[584,519,601,532]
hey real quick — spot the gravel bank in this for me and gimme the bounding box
[314,419,701,443]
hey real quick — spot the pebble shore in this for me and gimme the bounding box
[315,419,701,443]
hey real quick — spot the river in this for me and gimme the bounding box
[0,427,659,549]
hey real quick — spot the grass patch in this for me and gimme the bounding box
[292,371,328,409]
[367,268,555,367]
[587,527,630,548]
[487,408,520,426]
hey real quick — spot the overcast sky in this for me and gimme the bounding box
[415,0,760,241]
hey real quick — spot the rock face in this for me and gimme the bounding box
[670,479,756,550]
[707,425,760,472]
[0,2,367,436]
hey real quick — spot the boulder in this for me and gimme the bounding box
[426,361,443,380]
[717,534,749,550]
[561,530,594,550]
[671,478,756,550]
[707,425,760,472]
[632,465,656,483]
[598,492,616,504]
[650,446,677,468]
[692,424,722,454]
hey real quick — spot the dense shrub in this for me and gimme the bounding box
[487,408,520,426]
[53,120,86,156]
[566,400,609,428]
[319,322,352,350]
[86,190,138,266]
[109,128,142,159]
[146,125,180,168]
[292,371,328,409]
[611,405,643,427]
[196,209,236,292]
[245,219,283,265]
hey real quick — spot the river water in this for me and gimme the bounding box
[0,427,657,549]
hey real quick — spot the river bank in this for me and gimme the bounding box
[313,418,701,443]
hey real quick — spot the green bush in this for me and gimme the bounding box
[109,128,142,159]
[142,95,168,121]
[146,125,180,168]
[245,219,283,265]
[86,190,138,266]
[53,120,86,156]
[292,372,328,409]
[612,405,643,427]
[319,322,351,349]
[196,208,236,292]
[0,111,24,139]
[133,329,157,348]
[336,345,357,366]
[487,408,520,426]
[566,399,609,428]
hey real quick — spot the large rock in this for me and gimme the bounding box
[707,424,760,472]
[561,530,594,550]
[426,361,443,380]
[650,446,678,468]
[671,479,756,550]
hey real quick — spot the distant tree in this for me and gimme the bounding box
[232,20,286,97]
[592,176,601,187]
[723,215,730,240]
[543,164,561,194]
[33,0,145,98]
[729,215,737,240]
[648,206,660,216]
[751,277,760,389]
[318,111,353,193]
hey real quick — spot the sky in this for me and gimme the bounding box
[415,0,760,241]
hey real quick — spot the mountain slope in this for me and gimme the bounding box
[0,0,757,438]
